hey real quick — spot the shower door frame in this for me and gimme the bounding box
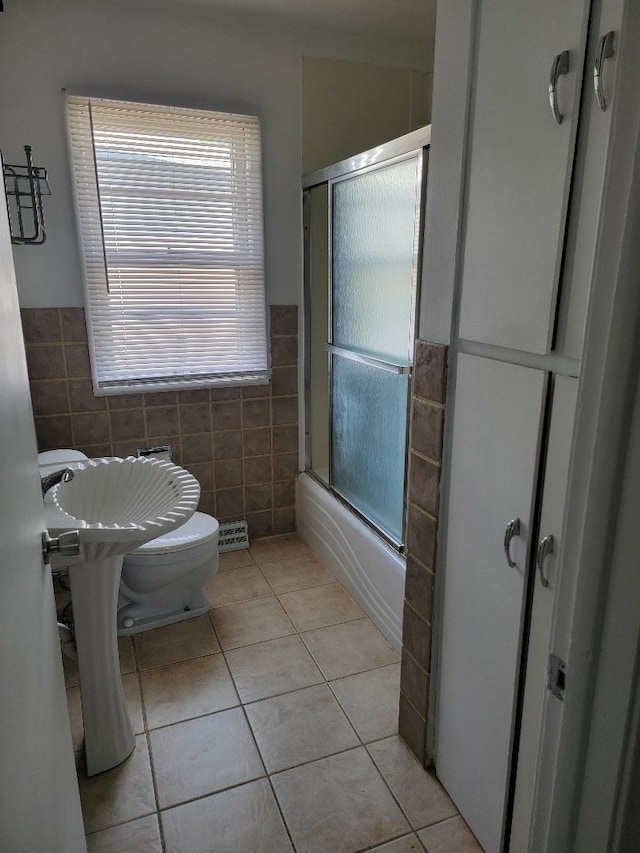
[303,126,430,551]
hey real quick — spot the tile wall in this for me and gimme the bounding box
[399,340,448,762]
[22,304,299,538]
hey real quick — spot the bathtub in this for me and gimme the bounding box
[296,472,405,652]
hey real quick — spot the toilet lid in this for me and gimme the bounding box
[131,512,219,555]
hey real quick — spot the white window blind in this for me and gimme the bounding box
[66,95,269,394]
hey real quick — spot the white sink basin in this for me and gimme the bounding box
[46,456,200,562]
[49,456,200,775]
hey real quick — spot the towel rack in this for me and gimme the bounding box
[3,145,51,245]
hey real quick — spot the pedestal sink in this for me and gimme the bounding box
[46,456,200,775]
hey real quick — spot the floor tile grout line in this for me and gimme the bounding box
[240,671,393,711]
[211,592,296,628]
[355,832,427,853]
[266,741,367,780]
[248,546,314,564]
[232,695,303,851]
[216,543,339,600]
[83,809,160,841]
[363,740,429,836]
[325,677,379,750]
[137,698,241,734]
[361,739,463,836]
[155,772,269,816]
[297,617,398,682]
[283,611,368,635]
[414,812,464,832]
[210,573,338,606]
[136,647,222,674]
[208,564,363,624]
[141,711,167,852]
[264,774,298,852]
[211,608,378,651]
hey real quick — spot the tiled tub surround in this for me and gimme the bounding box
[399,341,447,762]
[21,305,299,538]
[59,533,480,852]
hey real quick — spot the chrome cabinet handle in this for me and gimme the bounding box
[504,518,521,569]
[549,51,570,124]
[536,534,554,588]
[594,31,615,111]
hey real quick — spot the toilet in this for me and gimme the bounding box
[117,511,219,635]
[39,449,220,636]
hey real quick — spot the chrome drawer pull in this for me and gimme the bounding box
[594,31,615,111]
[504,518,521,569]
[549,50,570,124]
[536,534,554,588]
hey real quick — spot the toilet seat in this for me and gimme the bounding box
[128,512,219,556]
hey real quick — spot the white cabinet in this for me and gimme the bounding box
[436,354,548,853]
[509,375,579,852]
[458,0,590,353]
[432,0,628,850]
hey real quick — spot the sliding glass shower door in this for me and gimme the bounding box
[304,130,427,547]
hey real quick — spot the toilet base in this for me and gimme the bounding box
[117,573,213,636]
[116,599,210,636]
[117,538,218,636]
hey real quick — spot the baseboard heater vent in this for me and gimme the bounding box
[218,520,249,552]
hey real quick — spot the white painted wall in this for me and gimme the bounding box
[302,57,431,174]
[0,0,430,309]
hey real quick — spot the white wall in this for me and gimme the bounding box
[302,57,432,174]
[0,0,430,309]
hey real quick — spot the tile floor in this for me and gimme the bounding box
[59,533,482,853]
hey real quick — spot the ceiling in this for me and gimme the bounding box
[157,0,436,47]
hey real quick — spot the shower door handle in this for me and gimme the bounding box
[504,518,521,569]
[549,51,570,124]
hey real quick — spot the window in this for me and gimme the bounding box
[66,96,269,394]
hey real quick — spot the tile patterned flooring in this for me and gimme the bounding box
[60,534,482,853]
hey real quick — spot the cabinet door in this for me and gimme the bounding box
[436,354,547,853]
[509,375,579,851]
[458,0,590,353]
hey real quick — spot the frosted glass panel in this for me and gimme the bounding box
[332,155,421,363]
[331,356,409,543]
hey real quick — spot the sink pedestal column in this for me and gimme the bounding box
[69,555,135,776]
